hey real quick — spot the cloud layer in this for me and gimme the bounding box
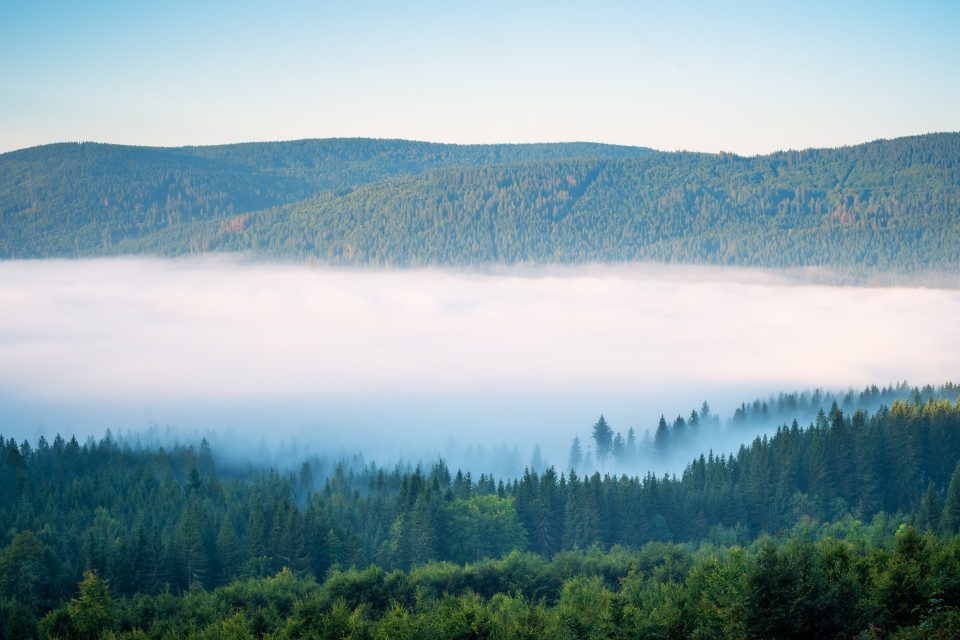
[1,258,957,457]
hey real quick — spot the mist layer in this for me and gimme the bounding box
[1,258,956,459]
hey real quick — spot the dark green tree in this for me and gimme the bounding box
[914,482,942,532]
[940,460,960,534]
[591,415,614,467]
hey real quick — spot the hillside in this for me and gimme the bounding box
[2,134,958,277]
[0,139,650,258]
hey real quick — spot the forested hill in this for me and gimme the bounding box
[2,133,959,276]
[0,139,650,257]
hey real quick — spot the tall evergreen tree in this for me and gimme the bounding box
[68,572,116,640]
[654,416,670,456]
[591,415,614,467]
[914,482,942,532]
[216,518,242,584]
[568,437,583,472]
[941,460,960,535]
[626,427,637,462]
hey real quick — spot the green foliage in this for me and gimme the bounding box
[15,530,960,639]
[941,461,960,535]
[0,597,40,640]
[4,135,960,281]
[0,531,58,614]
[557,575,615,640]
[68,572,117,640]
[442,496,527,565]
[591,416,614,468]
[0,139,648,260]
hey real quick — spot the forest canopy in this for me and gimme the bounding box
[3,382,960,638]
[2,134,959,282]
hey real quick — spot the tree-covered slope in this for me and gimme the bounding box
[3,133,958,276]
[207,133,960,272]
[0,138,651,258]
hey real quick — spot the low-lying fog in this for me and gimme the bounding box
[1,258,957,477]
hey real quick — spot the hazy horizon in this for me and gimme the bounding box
[5,131,958,158]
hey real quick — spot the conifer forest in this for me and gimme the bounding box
[3,383,960,638]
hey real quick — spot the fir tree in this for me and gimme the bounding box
[941,461,960,534]
[591,415,614,467]
[568,437,583,472]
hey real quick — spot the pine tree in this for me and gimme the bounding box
[591,415,614,467]
[914,482,942,532]
[68,572,116,640]
[849,409,879,518]
[941,461,960,534]
[273,504,309,575]
[298,461,314,499]
[530,445,544,473]
[626,427,637,462]
[886,401,919,512]
[529,467,563,556]
[612,433,625,465]
[568,437,583,472]
[562,474,600,550]
[176,505,207,589]
[216,518,242,584]
[654,416,670,457]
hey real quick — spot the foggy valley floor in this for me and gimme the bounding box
[2,257,959,470]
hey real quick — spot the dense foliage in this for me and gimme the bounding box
[0,139,649,259]
[3,383,960,637]
[15,531,960,640]
[3,134,959,279]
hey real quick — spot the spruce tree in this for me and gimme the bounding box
[216,518,242,584]
[591,415,614,467]
[654,416,670,456]
[568,437,583,472]
[941,461,960,534]
[68,572,116,640]
[914,481,942,532]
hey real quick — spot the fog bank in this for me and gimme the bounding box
[1,258,956,468]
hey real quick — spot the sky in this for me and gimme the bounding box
[2,0,959,155]
[2,259,958,468]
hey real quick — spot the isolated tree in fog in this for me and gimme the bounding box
[654,415,670,455]
[569,437,583,471]
[531,444,544,472]
[612,432,624,463]
[591,415,614,466]
[626,427,637,461]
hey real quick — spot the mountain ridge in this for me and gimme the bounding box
[2,133,958,281]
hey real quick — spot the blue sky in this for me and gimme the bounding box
[1,0,958,154]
